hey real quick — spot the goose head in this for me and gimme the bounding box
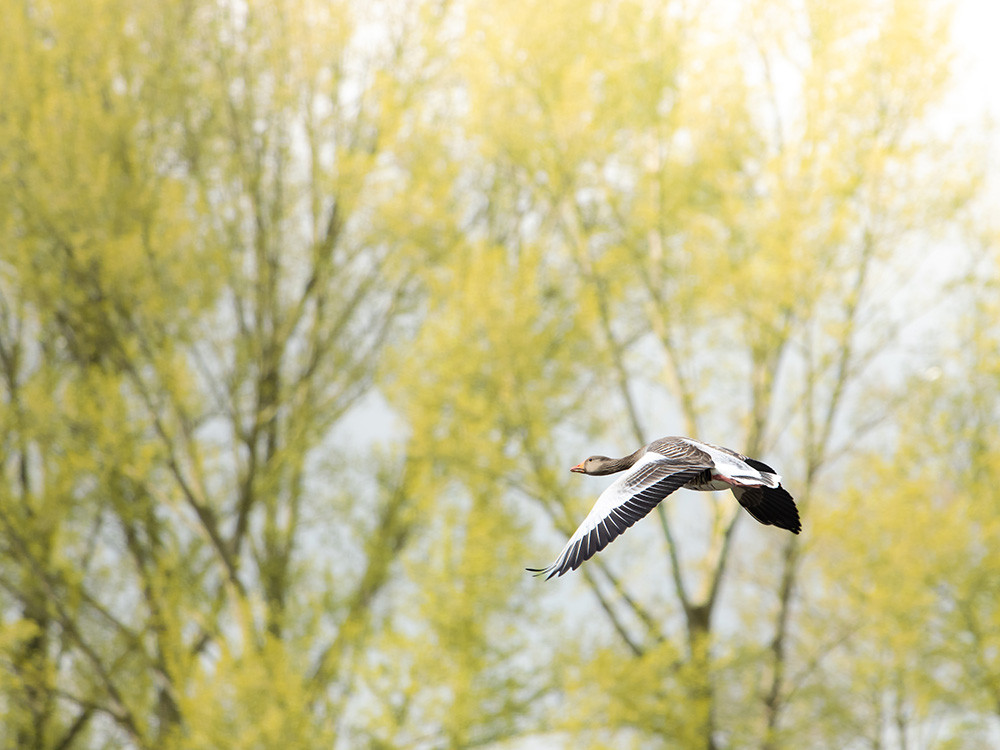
[570,456,617,476]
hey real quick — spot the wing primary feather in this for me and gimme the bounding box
[743,457,777,474]
[607,513,627,533]
[733,485,801,534]
[599,520,612,543]
[610,508,633,527]
[531,468,705,578]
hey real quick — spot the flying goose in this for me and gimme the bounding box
[528,436,800,579]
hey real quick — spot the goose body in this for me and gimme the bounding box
[528,436,801,579]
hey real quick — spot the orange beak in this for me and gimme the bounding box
[570,461,586,473]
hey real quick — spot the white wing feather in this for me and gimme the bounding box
[531,452,706,579]
[679,438,781,487]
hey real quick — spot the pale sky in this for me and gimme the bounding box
[952,0,1000,122]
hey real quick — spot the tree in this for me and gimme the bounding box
[0,0,451,747]
[443,0,974,746]
[805,235,1000,749]
[0,0,993,748]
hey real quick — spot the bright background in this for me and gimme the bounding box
[0,1,998,749]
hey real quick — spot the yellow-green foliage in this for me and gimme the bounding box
[806,304,1000,743]
[0,0,994,749]
[176,635,334,750]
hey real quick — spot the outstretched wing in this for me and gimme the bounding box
[528,452,708,579]
[680,438,782,488]
[732,485,801,534]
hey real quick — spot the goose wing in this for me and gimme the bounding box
[676,438,782,487]
[731,485,802,534]
[528,450,710,579]
[647,436,716,465]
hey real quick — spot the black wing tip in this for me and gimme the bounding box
[770,487,802,535]
[744,456,778,475]
[756,515,802,535]
[525,565,563,580]
[786,507,802,534]
[740,485,802,535]
[781,517,802,534]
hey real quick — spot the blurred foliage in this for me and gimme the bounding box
[0,0,995,749]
